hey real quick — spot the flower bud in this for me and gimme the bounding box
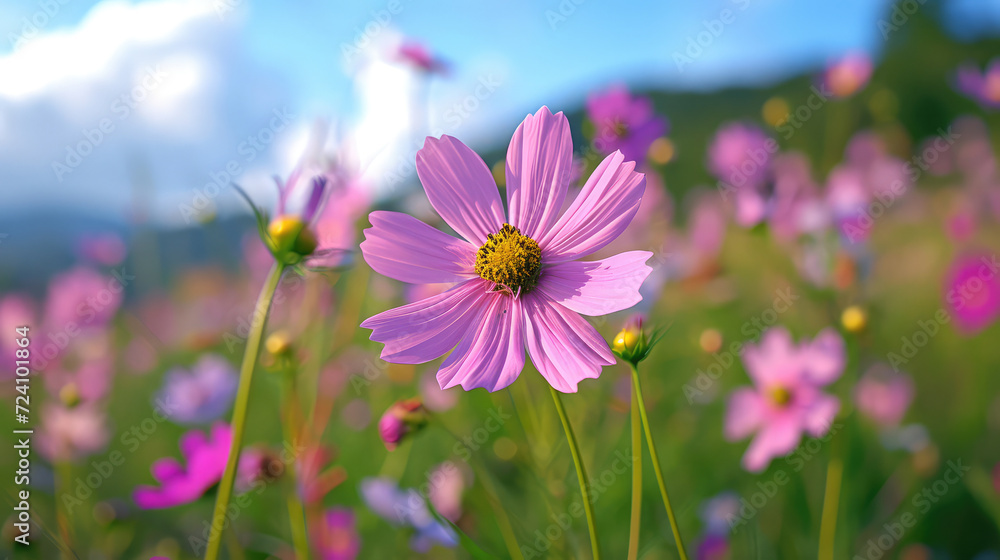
[612,315,653,366]
[378,398,428,451]
[841,305,867,333]
[265,330,293,357]
[268,215,318,259]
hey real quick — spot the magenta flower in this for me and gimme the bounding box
[854,364,914,427]
[312,507,361,560]
[944,253,1000,334]
[396,40,449,75]
[45,267,122,330]
[360,106,651,392]
[133,423,231,509]
[586,86,668,164]
[725,327,844,472]
[378,398,428,450]
[955,58,1000,111]
[428,462,469,522]
[821,52,873,98]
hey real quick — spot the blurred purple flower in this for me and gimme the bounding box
[38,403,110,462]
[697,533,729,560]
[360,477,458,552]
[133,423,231,509]
[822,52,872,98]
[156,354,237,424]
[956,58,1000,111]
[0,293,35,368]
[587,85,668,164]
[853,364,914,427]
[725,327,844,472]
[312,507,361,560]
[699,491,740,535]
[707,122,773,191]
[944,253,1000,334]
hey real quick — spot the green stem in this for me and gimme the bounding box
[282,372,310,559]
[817,454,844,560]
[549,386,600,560]
[629,365,688,560]
[204,263,285,560]
[627,376,643,560]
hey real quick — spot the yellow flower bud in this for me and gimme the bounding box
[841,305,867,333]
[267,215,317,257]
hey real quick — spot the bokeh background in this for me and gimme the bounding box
[2,0,1000,558]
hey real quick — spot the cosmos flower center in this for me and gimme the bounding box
[611,120,629,138]
[475,223,542,294]
[768,386,792,407]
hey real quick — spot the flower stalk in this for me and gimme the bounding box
[549,386,600,560]
[204,263,285,560]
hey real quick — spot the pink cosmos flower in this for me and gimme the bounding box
[360,107,651,392]
[428,461,469,522]
[707,122,773,191]
[944,253,1000,334]
[378,398,428,450]
[44,267,122,331]
[725,327,844,472]
[955,58,1000,111]
[37,403,110,462]
[853,364,914,427]
[821,52,873,98]
[396,40,449,75]
[586,86,668,165]
[312,507,361,560]
[133,423,231,509]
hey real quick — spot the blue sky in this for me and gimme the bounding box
[0,0,996,224]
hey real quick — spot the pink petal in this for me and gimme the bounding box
[803,393,840,437]
[539,151,645,262]
[506,106,573,239]
[742,327,800,387]
[362,280,489,364]
[150,458,184,482]
[361,211,477,284]
[437,293,525,392]
[522,293,614,393]
[742,415,801,472]
[801,328,845,385]
[178,429,208,459]
[725,388,764,441]
[416,135,505,245]
[538,251,652,316]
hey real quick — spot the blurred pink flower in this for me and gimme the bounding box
[378,398,427,451]
[38,403,110,462]
[428,462,469,522]
[943,253,1000,334]
[312,507,361,560]
[853,365,914,427]
[0,294,35,368]
[707,122,773,191]
[725,327,844,472]
[955,58,1000,111]
[361,107,652,392]
[696,534,729,560]
[822,52,872,98]
[586,85,668,164]
[45,267,123,330]
[77,233,127,266]
[420,370,458,412]
[133,423,231,509]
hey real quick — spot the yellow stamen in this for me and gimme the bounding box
[769,386,792,407]
[475,223,542,294]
